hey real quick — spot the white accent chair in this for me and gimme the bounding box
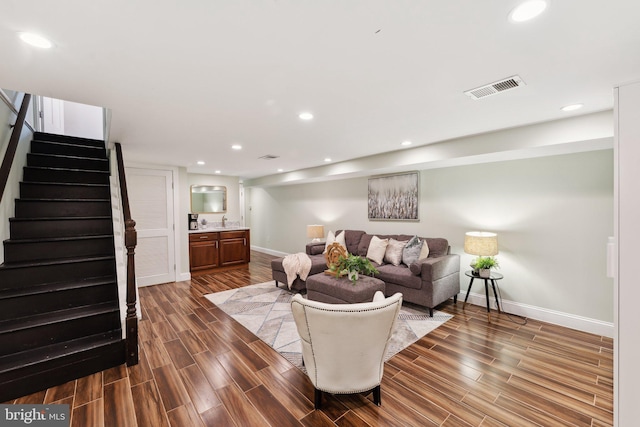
[291,291,403,409]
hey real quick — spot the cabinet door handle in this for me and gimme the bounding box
[243,238,246,246]
[200,236,208,239]
[216,241,219,248]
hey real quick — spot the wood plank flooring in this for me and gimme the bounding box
[5,251,613,426]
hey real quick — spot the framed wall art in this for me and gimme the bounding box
[368,171,419,221]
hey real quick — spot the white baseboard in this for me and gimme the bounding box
[251,245,289,257]
[177,272,191,282]
[461,292,614,338]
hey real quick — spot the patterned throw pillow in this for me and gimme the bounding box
[402,235,423,266]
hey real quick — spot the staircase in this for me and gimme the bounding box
[0,132,125,402]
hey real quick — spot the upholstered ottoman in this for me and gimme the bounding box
[306,274,386,304]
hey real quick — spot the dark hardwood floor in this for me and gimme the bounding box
[5,250,613,426]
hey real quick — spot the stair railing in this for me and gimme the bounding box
[114,142,139,366]
[0,93,32,202]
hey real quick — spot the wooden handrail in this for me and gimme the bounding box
[115,142,139,366]
[0,93,32,202]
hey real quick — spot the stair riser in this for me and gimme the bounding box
[30,140,106,159]
[0,284,118,322]
[27,153,109,172]
[0,311,120,357]
[0,339,124,402]
[4,238,115,263]
[15,200,111,218]
[34,132,105,148]
[20,182,110,200]
[10,218,113,239]
[0,259,116,289]
[23,167,109,185]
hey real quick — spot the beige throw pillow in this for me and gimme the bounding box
[384,238,408,266]
[366,236,389,264]
[323,230,347,254]
[419,239,430,259]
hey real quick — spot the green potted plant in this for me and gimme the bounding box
[330,254,379,284]
[473,256,499,278]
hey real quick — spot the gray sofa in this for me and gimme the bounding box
[271,229,460,316]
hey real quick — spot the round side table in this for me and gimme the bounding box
[463,270,504,321]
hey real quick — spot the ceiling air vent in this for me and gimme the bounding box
[258,154,279,160]
[464,75,526,100]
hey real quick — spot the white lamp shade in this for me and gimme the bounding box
[464,231,498,256]
[307,224,325,239]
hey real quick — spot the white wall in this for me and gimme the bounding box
[614,79,640,427]
[247,149,614,330]
[62,100,103,140]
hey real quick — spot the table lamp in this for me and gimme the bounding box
[307,225,325,242]
[464,231,498,257]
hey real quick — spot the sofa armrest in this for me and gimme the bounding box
[409,254,460,280]
[306,242,326,256]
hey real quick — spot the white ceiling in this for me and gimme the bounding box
[2,1,639,180]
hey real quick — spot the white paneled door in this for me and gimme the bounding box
[126,167,175,287]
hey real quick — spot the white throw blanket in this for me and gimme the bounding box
[282,252,312,289]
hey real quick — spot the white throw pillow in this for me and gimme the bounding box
[366,236,389,265]
[384,238,408,266]
[419,239,430,260]
[323,230,347,254]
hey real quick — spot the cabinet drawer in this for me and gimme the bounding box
[189,232,219,241]
[219,230,246,239]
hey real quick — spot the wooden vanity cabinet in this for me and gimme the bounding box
[189,232,219,271]
[189,229,250,272]
[219,230,251,267]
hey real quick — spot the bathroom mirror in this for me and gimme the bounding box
[190,185,227,213]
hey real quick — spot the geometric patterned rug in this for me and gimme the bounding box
[204,281,453,371]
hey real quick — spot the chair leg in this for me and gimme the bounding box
[372,385,381,406]
[429,307,433,317]
[453,294,458,304]
[314,388,322,409]
[274,280,279,287]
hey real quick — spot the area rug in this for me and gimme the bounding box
[205,281,453,371]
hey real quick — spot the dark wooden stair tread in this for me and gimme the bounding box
[16,197,110,202]
[24,165,109,174]
[0,331,122,374]
[10,215,111,222]
[0,276,116,300]
[0,302,119,334]
[4,234,113,244]
[20,181,109,187]
[0,254,115,269]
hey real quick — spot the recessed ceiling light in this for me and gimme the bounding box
[401,140,412,147]
[324,158,332,162]
[214,170,221,174]
[277,168,284,172]
[299,112,314,120]
[19,32,53,48]
[196,161,205,165]
[561,103,584,112]
[509,0,548,22]
[231,144,242,150]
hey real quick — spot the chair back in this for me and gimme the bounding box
[291,291,402,394]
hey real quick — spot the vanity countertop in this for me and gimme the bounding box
[188,227,249,234]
